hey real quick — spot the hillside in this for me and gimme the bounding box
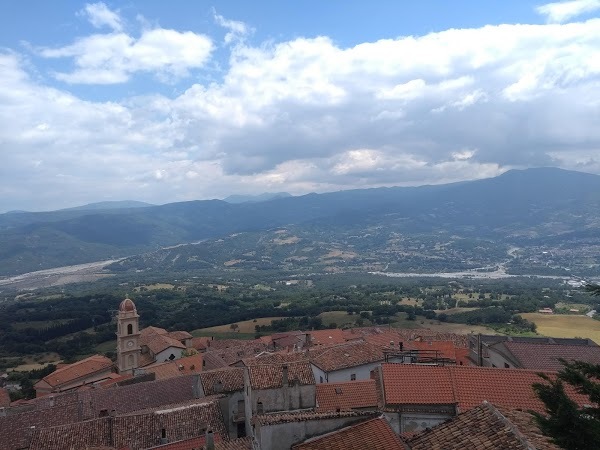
[1,168,599,277]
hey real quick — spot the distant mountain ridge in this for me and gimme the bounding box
[59,200,154,211]
[223,192,292,203]
[0,167,599,276]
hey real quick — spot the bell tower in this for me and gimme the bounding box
[116,297,140,374]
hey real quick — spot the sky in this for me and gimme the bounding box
[1,0,599,212]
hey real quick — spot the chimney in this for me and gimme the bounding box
[390,341,394,347]
[205,430,215,450]
[214,380,223,394]
[282,365,289,386]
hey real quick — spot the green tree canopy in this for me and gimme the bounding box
[533,360,600,450]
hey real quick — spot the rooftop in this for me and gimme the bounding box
[292,416,406,450]
[199,367,245,395]
[248,361,315,389]
[308,328,347,346]
[141,354,203,381]
[380,363,588,413]
[407,402,560,450]
[253,409,377,426]
[310,341,386,372]
[500,341,600,371]
[38,354,113,388]
[315,380,379,412]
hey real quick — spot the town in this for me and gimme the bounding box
[1,295,598,449]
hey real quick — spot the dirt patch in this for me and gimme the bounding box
[273,236,301,245]
[224,259,243,267]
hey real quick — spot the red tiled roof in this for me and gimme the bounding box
[310,341,385,372]
[248,362,315,389]
[166,330,193,341]
[38,354,113,388]
[142,354,203,381]
[501,341,600,370]
[316,380,378,412]
[146,334,186,355]
[381,363,588,413]
[407,402,560,450]
[309,329,347,346]
[0,388,10,407]
[242,351,308,366]
[199,367,245,395]
[253,409,377,426]
[381,364,456,405]
[145,434,221,450]
[191,336,212,351]
[292,417,406,450]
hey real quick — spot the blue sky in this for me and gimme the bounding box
[1,0,599,211]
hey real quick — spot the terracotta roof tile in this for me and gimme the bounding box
[316,380,378,412]
[0,388,9,408]
[199,367,245,395]
[381,363,588,413]
[142,354,203,381]
[407,402,560,450]
[310,341,385,372]
[292,417,406,450]
[191,336,212,351]
[202,352,229,370]
[79,373,200,419]
[254,409,377,426]
[382,364,456,405]
[308,329,347,346]
[146,334,186,355]
[166,330,193,341]
[38,354,113,388]
[30,417,112,450]
[248,362,315,389]
[242,351,308,366]
[501,341,600,370]
[145,434,221,450]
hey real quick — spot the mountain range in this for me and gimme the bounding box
[1,167,599,277]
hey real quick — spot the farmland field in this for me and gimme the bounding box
[193,316,286,334]
[522,313,600,342]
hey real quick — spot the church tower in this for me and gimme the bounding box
[116,297,141,374]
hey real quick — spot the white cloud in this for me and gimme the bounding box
[536,0,600,23]
[39,25,213,84]
[79,2,123,31]
[2,14,600,211]
[213,9,252,44]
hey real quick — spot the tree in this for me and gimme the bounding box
[532,360,600,450]
[586,284,600,298]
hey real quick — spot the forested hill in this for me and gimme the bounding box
[1,167,599,276]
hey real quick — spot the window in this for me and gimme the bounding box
[504,363,510,368]
[161,429,166,439]
[127,324,133,335]
[319,376,323,383]
[350,373,356,381]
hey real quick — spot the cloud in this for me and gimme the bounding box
[39,15,213,84]
[79,2,123,31]
[536,0,600,23]
[213,9,252,44]
[1,14,600,211]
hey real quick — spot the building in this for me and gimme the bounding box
[116,298,141,374]
[33,355,114,396]
[291,416,405,450]
[310,341,403,383]
[468,334,600,369]
[405,401,560,449]
[315,379,379,412]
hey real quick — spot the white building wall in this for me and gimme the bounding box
[312,357,404,383]
[155,347,184,363]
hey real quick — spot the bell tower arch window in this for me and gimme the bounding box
[127,323,133,335]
